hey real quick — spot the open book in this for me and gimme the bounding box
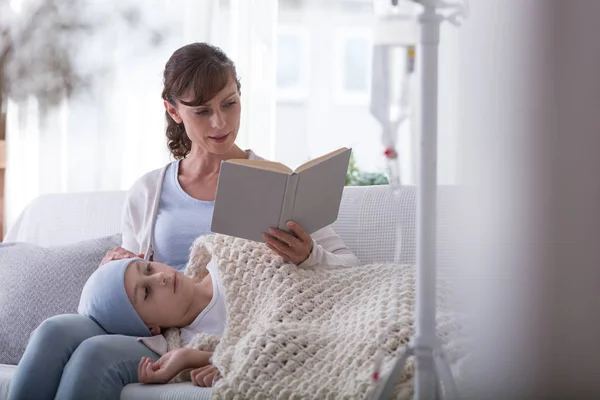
[211,147,352,242]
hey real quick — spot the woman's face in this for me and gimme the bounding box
[124,260,197,334]
[165,78,241,155]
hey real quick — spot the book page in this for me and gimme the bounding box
[294,147,350,173]
[226,159,293,174]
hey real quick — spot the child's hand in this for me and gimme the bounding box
[190,365,221,387]
[138,349,190,384]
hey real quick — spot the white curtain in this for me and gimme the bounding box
[4,0,278,234]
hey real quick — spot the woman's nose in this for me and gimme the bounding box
[210,110,225,129]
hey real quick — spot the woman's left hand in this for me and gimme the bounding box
[263,221,313,265]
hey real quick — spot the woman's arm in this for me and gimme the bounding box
[299,225,360,268]
[121,188,142,254]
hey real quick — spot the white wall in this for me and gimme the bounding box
[276,1,384,172]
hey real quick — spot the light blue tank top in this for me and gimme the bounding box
[152,161,215,270]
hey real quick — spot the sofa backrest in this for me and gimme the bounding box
[5,191,127,248]
[4,185,460,265]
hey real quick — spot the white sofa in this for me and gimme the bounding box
[1,185,458,400]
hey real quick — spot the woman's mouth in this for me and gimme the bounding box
[209,133,229,143]
[173,273,178,293]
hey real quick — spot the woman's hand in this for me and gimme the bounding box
[263,221,313,265]
[190,365,222,387]
[100,246,144,266]
[138,349,190,384]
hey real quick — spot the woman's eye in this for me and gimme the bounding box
[195,109,210,116]
[224,101,237,108]
[145,264,152,275]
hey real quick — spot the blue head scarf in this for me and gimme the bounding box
[78,258,152,337]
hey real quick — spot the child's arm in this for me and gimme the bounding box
[138,348,212,384]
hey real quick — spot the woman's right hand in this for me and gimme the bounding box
[100,246,144,266]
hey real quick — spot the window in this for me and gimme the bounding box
[333,28,372,105]
[276,26,310,101]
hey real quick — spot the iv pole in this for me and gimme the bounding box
[375,1,466,399]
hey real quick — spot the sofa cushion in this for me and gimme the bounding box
[0,364,15,400]
[0,234,121,365]
[332,185,461,270]
[332,185,417,265]
[120,382,212,400]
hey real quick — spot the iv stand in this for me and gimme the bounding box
[375,1,466,399]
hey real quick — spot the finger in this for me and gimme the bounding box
[138,359,145,382]
[203,371,215,387]
[146,360,158,382]
[263,234,293,258]
[196,366,214,387]
[138,357,145,380]
[117,250,131,258]
[268,228,302,248]
[265,241,292,262]
[144,359,154,382]
[192,368,208,387]
[286,221,312,243]
[140,358,151,383]
[150,357,162,371]
[115,248,133,258]
[190,369,199,386]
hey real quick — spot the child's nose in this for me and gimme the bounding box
[155,272,170,286]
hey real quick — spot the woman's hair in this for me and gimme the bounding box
[161,43,241,159]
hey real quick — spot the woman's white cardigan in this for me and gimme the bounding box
[121,151,360,269]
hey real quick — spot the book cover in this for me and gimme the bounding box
[211,148,352,242]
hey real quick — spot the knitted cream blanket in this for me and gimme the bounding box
[141,234,465,399]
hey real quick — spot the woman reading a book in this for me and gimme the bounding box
[8,42,359,400]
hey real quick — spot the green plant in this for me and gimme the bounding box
[345,153,389,186]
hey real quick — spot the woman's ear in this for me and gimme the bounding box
[164,100,183,124]
[150,326,162,336]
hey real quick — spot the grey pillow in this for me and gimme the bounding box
[0,234,121,365]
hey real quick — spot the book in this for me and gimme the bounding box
[211,147,352,242]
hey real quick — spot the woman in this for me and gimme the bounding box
[8,42,359,400]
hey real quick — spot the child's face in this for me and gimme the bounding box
[124,260,197,334]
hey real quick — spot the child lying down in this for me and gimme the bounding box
[78,234,464,399]
[78,252,225,387]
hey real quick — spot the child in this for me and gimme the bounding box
[78,257,223,387]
